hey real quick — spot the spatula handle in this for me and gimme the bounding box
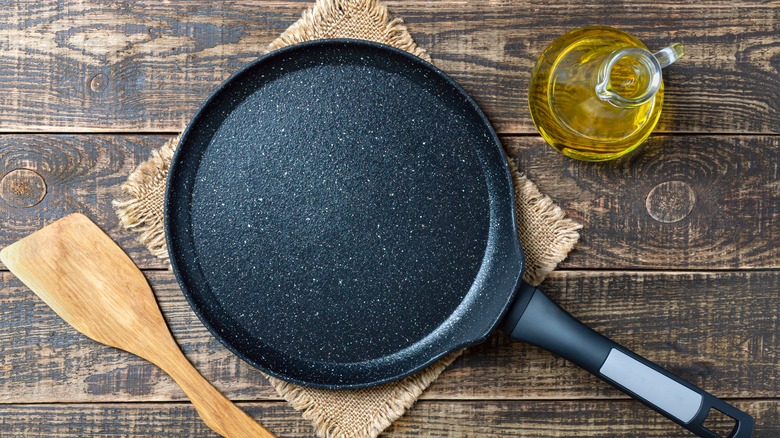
[153,341,276,438]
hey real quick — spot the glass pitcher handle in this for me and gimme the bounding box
[654,43,685,68]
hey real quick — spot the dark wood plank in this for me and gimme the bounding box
[1,134,777,270]
[0,402,310,438]
[389,400,778,437]
[0,1,776,133]
[508,135,780,269]
[0,134,172,270]
[0,400,777,437]
[2,270,777,403]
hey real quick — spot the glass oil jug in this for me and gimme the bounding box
[528,26,684,161]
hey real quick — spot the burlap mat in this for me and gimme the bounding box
[114,0,582,436]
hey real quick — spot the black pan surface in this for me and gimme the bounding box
[165,40,524,388]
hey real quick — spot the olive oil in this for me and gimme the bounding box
[529,27,683,161]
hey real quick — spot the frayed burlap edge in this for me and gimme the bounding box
[267,351,461,438]
[113,136,178,262]
[508,160,582,286]
[268,0,430,62]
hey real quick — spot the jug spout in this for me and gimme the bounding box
[654,43,685,68]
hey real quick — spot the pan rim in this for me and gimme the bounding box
[164,38,525,389]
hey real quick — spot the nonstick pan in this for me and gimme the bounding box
[165,40,753,437]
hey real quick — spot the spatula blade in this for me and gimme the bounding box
[0,213,167,353]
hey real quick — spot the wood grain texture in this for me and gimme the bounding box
[2,270,777,403]
[0,214,274,438]
[0,134,168,269]
[0,400,778,437]
[508,135,780,269]
[0,1,777,133]
[1,134,777,271]
[388,400,778,438]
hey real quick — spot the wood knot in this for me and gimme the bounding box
[0,169,47,208]
[89,73,108,93]
[645,181,696,223]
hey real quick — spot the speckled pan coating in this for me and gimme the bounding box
[165,39,524,389]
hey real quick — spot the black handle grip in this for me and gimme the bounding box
[500,283,754,438]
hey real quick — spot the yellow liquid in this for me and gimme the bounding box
[529,27,663,161]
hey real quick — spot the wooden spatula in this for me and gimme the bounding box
[0,213,275,438]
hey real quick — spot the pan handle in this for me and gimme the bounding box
[499,283,754,438]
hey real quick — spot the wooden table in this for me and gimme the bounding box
[1,1,777,436]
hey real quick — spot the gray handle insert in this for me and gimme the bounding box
[600,348,703,423]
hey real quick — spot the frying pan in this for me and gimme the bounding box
[165,39,753,437]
